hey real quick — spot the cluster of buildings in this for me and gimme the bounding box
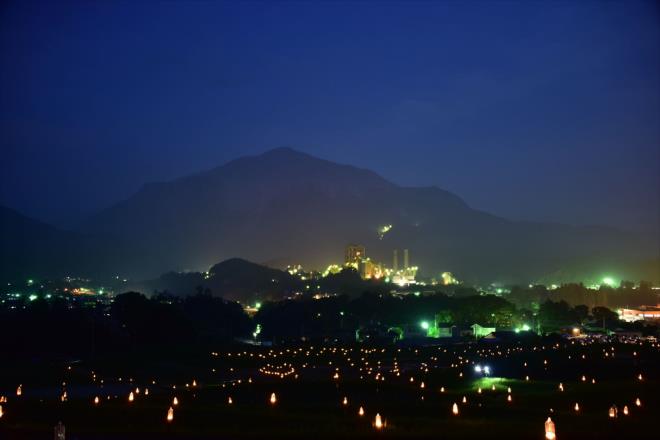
[618,306,660,323]
[344,244,418,285]
[286,243,459,288]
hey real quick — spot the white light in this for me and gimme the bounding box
[474,365,482,373]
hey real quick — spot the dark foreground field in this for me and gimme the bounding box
[1,338,658,439]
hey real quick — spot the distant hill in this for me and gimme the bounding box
[125,258,376,303]
[2,148,657,284]
[126,258,300,303]
[0,205,88,280]
[0,205,131,281]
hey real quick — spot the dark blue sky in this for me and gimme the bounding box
[1,1,658,237]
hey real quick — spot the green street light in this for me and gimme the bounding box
[420,321,430,330]
[602,277,616,287]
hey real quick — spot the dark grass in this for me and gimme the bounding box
[1,340,658,439]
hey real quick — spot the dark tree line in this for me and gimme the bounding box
[0,292,252,359]
[255,292,521,341]
[507,282,657,310]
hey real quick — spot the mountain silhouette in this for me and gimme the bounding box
[77,148,654,283]
[1,148,656,284]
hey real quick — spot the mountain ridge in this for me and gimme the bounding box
[1,148,657,284]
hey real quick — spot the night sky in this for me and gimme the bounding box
[1,1,658,237]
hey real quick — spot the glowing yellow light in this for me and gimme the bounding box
[167,406,174,422]
[228,397,233,404]
[0,404,3,418]
[420,381,425,389]
[145,388,149,395]
[635,398,641,407]
[128,391,134,402]
[462,396,467,404]
[507,387,512,393]
[173,397,178,406]
[270,392,277,405]
[507,394,512,402]
[638,373,643,381]
[342,396,348,406]
[374,413,383,429]
[477,387,482,394]
[16,385,22,396]
[545,417,556,440]
[452,403,459,415]
[491,384,496,391]
[94,396,99,405]
[623,405,629,416]
[192,380,197,387]
[609,405,617,418]
[358,406,364,416]
[558,383,564,392]
[61,391,67,402]
[574,403,579,412]
[440,387,445,392]
[581,375,586,382]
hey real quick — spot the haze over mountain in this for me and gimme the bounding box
[77,148,655,284]
[1,148,657,284]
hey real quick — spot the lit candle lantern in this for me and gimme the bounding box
[374,413,383,429]
[358,406,364,416]
[635,398,641,407]
[452,403,459,415]
[16,385,22,396]
[343,396,348,406]
[128,391,134,402]
[623,405,629,416]
[574,403,579,412]
[507,394,512,402]
[94,396,99,405]
[270,392,277,404]
[173,397,178,406]
[609,405,617,418]
[167,406,174,422]
[462,396,467,404]
[545,417,556,440]
[228,397,233,404]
